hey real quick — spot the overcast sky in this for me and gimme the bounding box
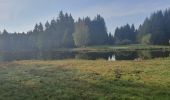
[0,0,170,34]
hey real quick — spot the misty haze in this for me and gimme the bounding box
[0,0,170,100]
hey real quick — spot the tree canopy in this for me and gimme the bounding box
[0,11,114,51]
[1,8,170,52]
[138,9,170,45]
[114,24,137,45]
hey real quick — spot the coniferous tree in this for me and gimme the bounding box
[108,33,114,45]
[114,24,137,45]
[138,9,170,45]
[0,11,112,52]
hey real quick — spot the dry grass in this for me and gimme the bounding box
[0,59,170,100]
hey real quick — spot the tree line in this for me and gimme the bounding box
[114,24,137,45]
[1,8,170,52]
[114,8,170,45]
[0,11,114,52]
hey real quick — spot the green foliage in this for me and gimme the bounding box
[114,8,170,45]
[73,19,90,47]
[138,9,170,45]
[108,33,115,45]
[137,50,152,59]
[114,24,137,45]
[139,34,151,44]
[0,12,112,51]
[88,15,109,45]
[73,15,112,47]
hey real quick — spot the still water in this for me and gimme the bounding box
[0,50,170,62]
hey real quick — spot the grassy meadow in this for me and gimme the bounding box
[0,59,170,100]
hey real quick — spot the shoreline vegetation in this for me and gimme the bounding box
[71,44,170,52]
[0,59,169,99]
[0,44,170,53]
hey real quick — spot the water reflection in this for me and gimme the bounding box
[115,51,138,60]
[0,50,170,62]
[75,52,112,60]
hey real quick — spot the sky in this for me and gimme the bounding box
[0,0,170,34]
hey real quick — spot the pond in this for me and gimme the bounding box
[0,50,170,62]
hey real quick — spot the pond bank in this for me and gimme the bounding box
[71,45,170,52]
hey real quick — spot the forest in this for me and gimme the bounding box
[0,11,114,52]
[1,8,170,52]
[115,9,170,45]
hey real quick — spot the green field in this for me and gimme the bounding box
[0,59,170,100]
